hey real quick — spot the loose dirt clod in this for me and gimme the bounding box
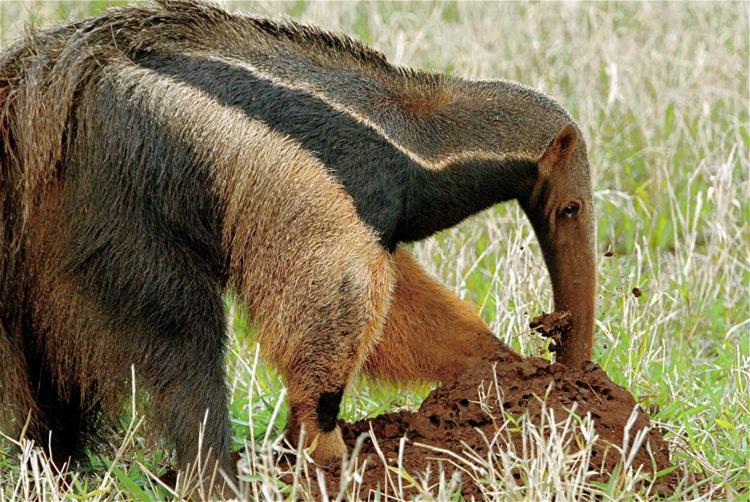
[529,310,572,353]
[315,322,679,498]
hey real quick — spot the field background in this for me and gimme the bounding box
[1,1,748,500]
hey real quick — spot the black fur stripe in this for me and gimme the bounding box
[137,54,538,248]
[138,54,411,251]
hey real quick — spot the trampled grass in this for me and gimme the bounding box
[1,1,748,500]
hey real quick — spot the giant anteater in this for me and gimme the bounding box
[0,0,595,479]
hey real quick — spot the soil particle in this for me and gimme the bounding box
[529,310,572,353]
[316,335,678,498]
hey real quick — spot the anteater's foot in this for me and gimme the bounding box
[307,428,347,465]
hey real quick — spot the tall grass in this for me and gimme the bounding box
[1,1,748,499]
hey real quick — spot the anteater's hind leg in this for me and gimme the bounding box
[25,360,100,469]
[27,216,234,483]
[27,275,233,480]
[257,247,392,465]
[18,306,98,468]
[144,314,233,477]
[364,247,520,383]
[108,278,234,478]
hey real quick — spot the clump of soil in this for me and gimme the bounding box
[322,314,678,497]
[529,310,571,352]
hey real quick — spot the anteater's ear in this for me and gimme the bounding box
[538,122,578,178]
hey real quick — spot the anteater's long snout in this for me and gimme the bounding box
[547,239,596,367]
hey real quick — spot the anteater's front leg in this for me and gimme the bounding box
[364,247,520,383]
[253,246,393,465]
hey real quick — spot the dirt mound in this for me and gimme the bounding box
[323,315,678,497]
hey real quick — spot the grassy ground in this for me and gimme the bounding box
[1,1,748,500]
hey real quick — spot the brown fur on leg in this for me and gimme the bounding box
[364,247,520,383]
[273,248,392,465]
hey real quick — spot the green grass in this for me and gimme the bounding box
[1,1,749,499]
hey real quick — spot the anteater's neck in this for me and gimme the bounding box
[357,78,565,243]
[397,154,538,242]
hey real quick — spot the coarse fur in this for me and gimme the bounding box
[0,0,596,484]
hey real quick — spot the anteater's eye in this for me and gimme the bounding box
[562,202,580,218]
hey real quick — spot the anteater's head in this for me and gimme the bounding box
[407,83,597,366]
[520,123,596,367]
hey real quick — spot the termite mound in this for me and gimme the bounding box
[324,314,679,497]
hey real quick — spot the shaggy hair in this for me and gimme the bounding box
[0,0,593,479]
